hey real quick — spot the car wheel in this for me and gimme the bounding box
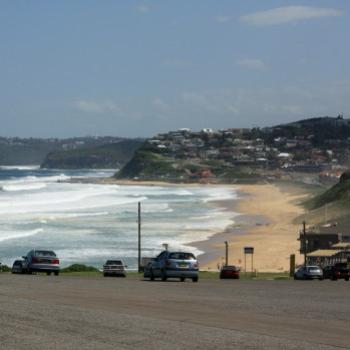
[192,276,198,283]
[161,270,167,281]
[47,271,51,276]
[54,271,59,276]
[345,277,349,281]
[180,277,185,282]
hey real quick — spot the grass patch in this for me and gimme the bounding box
[57,270,291,280]
[60,264,100,273]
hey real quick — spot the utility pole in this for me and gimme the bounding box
[224,241,228,266]
[138,202,141,273]
[303,221,307,266]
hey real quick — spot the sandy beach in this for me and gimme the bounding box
[199,183,308,272]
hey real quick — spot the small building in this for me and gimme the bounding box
[306,249,350,267]
[299,224,350,254]
[299,232,340,254]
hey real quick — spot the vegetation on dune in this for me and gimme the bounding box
[304,171,350,210]
[60,264,100,273]
[295,170,350,227]
[0,264,11,272]
[115,150,183,179]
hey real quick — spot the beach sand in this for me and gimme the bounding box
[198,183,308,272]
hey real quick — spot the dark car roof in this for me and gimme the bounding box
[221,265,239,270]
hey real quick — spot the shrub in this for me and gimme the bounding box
[0,264,11,272]
[60,264,99,273]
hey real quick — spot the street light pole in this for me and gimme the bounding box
[224,241,228,266]
[303,221,307,266]
[138,202,141,273]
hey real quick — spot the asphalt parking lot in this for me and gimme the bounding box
[0,274,349,350]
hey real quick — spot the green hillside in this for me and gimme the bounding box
[305,171,350,210]
[296,171,350,227]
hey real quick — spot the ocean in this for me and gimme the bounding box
[0,166,238,269]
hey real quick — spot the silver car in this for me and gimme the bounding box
[294,265,323,280]
[144,251,199,282]
[103,260,126,277]
[22,250,60,275]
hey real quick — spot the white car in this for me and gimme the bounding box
[103,260,126,277]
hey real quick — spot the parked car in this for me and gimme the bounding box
[11,260,25,274]
[22,250,60,275]
[103,260,126,277]
[144,251,199,282]
[294,265,323,280]
[323,263,350,281]
[220,265,240,279]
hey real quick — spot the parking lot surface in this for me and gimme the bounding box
[0,274,350,349]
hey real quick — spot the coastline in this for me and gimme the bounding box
[68,177,308,272]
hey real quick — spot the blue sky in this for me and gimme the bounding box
[0,1,349,137]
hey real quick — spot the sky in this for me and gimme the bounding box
[0,1,349,138]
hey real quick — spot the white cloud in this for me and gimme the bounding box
[240,6,343,26]
[214,16,231,23]
[236,59,267,71]
[74,100,121,114]
[136,5,150,13]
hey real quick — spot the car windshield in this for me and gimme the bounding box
[308,267,320,271]
[34,251,56,257]
[168,253,195,260]
[106,260,122,265]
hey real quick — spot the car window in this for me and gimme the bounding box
[168,253,195,260]
[157,251,167,260]
[34,251,56,257]
[308,267,321,271]
[106,260,122,265]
